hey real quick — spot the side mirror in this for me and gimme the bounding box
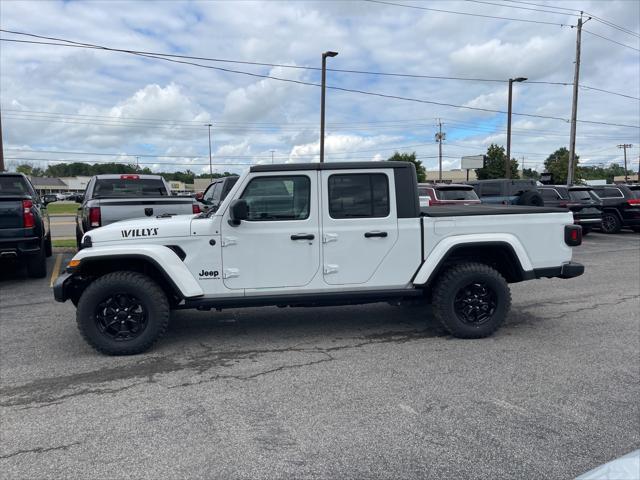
[228,199,248,226]
[75,195,84,203]
[195,192,204,201]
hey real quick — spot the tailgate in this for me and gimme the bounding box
[0,199,24,229]
[99,198,194,226]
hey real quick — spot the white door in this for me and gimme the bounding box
[221,172,320,290]
[321,170,398,285]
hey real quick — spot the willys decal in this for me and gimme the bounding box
[121,227,159,238]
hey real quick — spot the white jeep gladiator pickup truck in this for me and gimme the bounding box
[53,161,584,355]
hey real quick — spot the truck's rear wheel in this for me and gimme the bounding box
[432,262,511,338]
[76,271,170,355]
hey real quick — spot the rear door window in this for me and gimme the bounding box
[328,173,389,218]
[569,189,593,201]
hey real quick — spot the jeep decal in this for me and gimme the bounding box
[121,227,159,238]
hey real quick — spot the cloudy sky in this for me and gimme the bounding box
[1,0,639,176]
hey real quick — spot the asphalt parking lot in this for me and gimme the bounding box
[1,232,638,480]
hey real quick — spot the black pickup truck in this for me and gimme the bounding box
[0,173,52,277]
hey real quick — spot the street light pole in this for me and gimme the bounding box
[320,51,338,163]
[206,123,213,182]
[270,150,275,164]
[617,144,632,183]
[506,77,527,179]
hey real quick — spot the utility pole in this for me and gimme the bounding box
[567,14,590,186]
[506,77,527,179]
[206,123,213,182]
[435,119,446,181]
[0,108,4,172]
[135,156,139,170]
[522,156,525,177]
[617,144,632,183]
[270,150,275,164]
[320,51,338,163]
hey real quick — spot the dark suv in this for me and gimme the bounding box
[590,184,640,233]
[538,185,602,234]
[466,179,544,206]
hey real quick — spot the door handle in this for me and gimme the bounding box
[364,231,388,238]
[291,233,315,240]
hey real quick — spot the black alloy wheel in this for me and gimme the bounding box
[95,293,148,341]
[453,282,497,326]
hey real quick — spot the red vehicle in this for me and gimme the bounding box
[418,183,481,206]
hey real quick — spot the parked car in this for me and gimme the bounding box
[590,184,640,233]
[54,161,584,355]
[0,173,51,277]
[75,174,201,248]
[199,175,239,213]
[538,185,603,234]
[418,183,481,207]
[466,179,544,206]
[43,193,59,204]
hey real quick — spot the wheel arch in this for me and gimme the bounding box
[413,238,531,287]
[69,246,204,304]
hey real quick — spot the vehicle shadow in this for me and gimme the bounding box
[162,304,450,350]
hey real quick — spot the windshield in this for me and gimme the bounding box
[93,178,167,197]
[436,188,478,201]
[569,190,592,201]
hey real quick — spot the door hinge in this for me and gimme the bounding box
[323,233,338,244]
[323,264,339,274]
[221,236,237,247]
[223,268,240,279]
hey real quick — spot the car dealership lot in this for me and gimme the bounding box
[1,233,638,479]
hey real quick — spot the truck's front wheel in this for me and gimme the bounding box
[76,271,170,355]
[432,263,511,339]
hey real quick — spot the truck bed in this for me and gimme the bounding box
[421,204,567,217]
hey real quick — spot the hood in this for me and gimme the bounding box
[87,214,194,244]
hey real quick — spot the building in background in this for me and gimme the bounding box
[60,176,92,192]
[613,174,639,184]
[425,169,478,183]
[28,176,68,194]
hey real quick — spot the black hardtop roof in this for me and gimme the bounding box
[250,161,414,173]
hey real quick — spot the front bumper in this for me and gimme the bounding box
[531,261,585,280]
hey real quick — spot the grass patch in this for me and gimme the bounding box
[47,202,79,215]
[53,239,77,248]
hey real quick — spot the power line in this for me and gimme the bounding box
[582,29,640,53]
[3,32,639,104]
[463,0,578,18]
[364,0,568,26]
[1,37,638,129]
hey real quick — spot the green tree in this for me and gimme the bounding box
[544,147,579,184]
[387,151,426,182]
[16,163,44,176]
[475,144,519,179]
[521,168,540,180]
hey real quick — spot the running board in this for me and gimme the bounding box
[179,289,424,311]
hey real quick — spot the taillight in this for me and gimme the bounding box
[627,199,640,206]
[22,199,35,228]
[192,204,201,214]
[564,225,582,246]
[120,174,139,180]
[89,207,101,227]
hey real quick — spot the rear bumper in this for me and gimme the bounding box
[0,236,42,257]
[530,261,585,280]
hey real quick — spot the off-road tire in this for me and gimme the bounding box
[76,271,170,355]
[432,262,511,339]
[44,233,52,257]
[26,242,47,278]
[518,191,544,207]
[601,212,622,234]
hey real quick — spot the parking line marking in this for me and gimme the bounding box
[50,254,63,288]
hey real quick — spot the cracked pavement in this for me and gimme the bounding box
[1,232,639,479]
